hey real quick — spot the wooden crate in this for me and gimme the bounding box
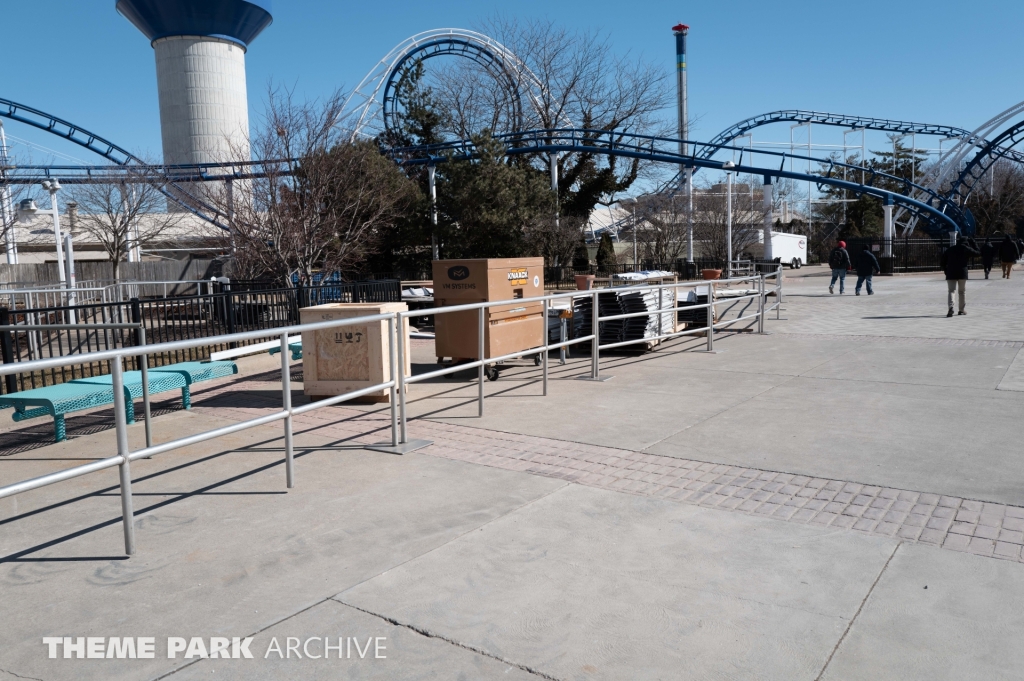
[299,303,410,403]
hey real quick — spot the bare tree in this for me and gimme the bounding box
[219,87,421,284]
[398,18,670,220]
[630,175,786,264]
[69,171,184,281]
[966,161,1024,237]
[631,193,690,264]
[525,213,588,267]
[0,181,33,263]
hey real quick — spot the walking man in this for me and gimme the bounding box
[999,235,1021,278]
[828,240,851,294]
[940,236,980,317]
[855,247,880,295]
[981,238,996,279]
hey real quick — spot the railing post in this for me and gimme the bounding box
[777,264,784,302]
[110,357,136,556]
[387,316,398,447]
[478,306,485,417]
[758,275,766,334]
[138,325,152,449]
[396,311,409,444]
[591,290,600,379]
[0,307,17,395]
[706,282,715,352]
[280,331,294,489]
[224,292,237,350]
[129,299,152,447]
[542,298,549,396]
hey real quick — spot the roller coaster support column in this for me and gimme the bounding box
[550,153,560,230]
[428,165,439,260]
[763,176,774,261]
[686,168,694,263]
[883,195,894,258]
[726,168,733,278]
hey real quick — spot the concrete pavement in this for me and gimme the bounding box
[2,268,1024,680]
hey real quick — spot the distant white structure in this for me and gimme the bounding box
[116,0,274,167]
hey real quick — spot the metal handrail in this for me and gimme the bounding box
[0,268,783,559]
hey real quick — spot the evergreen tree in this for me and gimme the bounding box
[572,239,591,271]
[596,233,616,273]
[435,133,555,259]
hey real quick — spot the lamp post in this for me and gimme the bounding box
[723,161,735,278]
[18,180,76,318]
[0,121,16,265]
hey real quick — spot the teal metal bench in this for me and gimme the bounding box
[268,342,303,361]
[0,371,183,443]
[0,382,128,443]
[0,360,238,443]
[150,360,239,402]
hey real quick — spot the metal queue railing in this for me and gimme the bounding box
[0,268,783,558]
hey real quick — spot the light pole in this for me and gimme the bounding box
[0,121,16,265]
[18,180,67,288]
[723,162,735,277]
[19,180,77,320]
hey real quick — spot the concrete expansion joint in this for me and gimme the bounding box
[151,595,337,680]
[332,600,562,681]
[0,668,45,681]
[813,543,900,681]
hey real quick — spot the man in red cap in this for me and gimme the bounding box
[828,240,851,294]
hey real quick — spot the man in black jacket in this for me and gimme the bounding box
[828,241,851,294]
[998,235,1021,279]
[855,248,881,295]
[980,238,996,279]
[940,236,980,317]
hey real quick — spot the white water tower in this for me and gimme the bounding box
[116,0,273,168]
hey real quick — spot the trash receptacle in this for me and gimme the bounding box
[299,302,410,403]
[433,258,545,362]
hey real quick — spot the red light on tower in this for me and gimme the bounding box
[672,23,689,32]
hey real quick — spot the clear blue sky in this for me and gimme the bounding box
[4,1,1024,163]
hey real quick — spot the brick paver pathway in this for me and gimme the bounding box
[189,373,1024,565]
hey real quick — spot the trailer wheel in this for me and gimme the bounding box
[534,354,543,366]
[790,258,800,269]
[485,366,500,381]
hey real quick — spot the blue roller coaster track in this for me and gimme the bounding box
[0,97,230,230]
[948,118,1024,203]
[393,128,962,235]
[701,110,984,158]
[0,98,1005,238]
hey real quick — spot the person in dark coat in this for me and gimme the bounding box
[980,238,997,279]
[855,248,881,295]
[828,241,851,294]
[999,235,1021,278]
[940,236,980,316]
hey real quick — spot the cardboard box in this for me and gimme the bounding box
[432,258,545,361]
[299,302,410,403]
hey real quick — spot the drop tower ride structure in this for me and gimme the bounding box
[116,0,273,168]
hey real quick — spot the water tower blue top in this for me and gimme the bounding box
[116,0,273,48]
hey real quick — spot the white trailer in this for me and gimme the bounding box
[747,232,808,269]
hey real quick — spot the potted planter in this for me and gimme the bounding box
[701,269,722,280]
[574,274,596,290]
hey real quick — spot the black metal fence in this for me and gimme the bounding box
[841,238,979,274]
[0,279,401,395]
